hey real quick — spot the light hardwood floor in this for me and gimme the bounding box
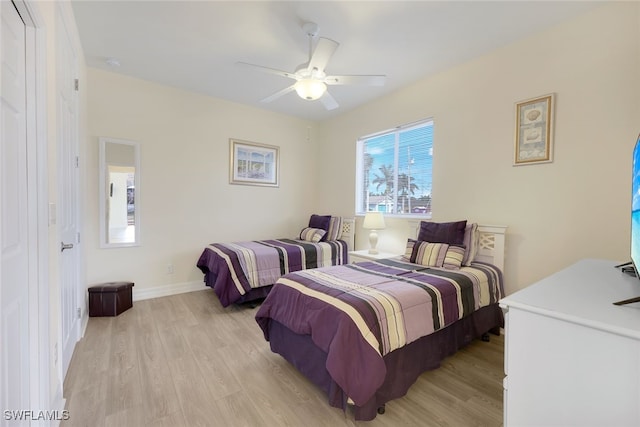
[62,290,504,426]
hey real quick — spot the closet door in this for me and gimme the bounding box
[56,3,81,378]
[1,0,31,417]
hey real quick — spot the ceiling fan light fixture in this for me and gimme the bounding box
[295,78,326,100]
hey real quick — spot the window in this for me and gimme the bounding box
[356,119,433,216]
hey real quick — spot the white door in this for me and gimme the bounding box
[1,0,31,419]
[56,6,80,377]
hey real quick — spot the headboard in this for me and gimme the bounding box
[408,221,507,271]
[340,217,355,251]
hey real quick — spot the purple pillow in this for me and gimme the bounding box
[308,214,331,232]
[418,220,467,246]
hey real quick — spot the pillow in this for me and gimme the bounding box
[402,238,417,261]
[461,223,479,266]
[308,214,332,241]
[443,245,465,269]
[417,220,467,246]
[325,216,343,241]
[299,227,326,243]
[309,214,331,230]
[411,241,449,267]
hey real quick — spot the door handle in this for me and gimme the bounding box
[61,242,74,252]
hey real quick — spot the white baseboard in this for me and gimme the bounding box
[132,280,206,301]
[80,313,88,339]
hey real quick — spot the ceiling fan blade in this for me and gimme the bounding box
[236,62,297,80]
[260,85,296,103]
[325,75,386,86]
[320,91,339,111]
[307,37,339,73]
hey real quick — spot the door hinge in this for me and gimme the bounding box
[76,232,81,244]
[74,79,79,91]
[76,308,81,319]
[75,156,79,168]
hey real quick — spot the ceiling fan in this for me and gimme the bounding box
[237,22,386,111]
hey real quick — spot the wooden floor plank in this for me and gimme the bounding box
[168,353,221,427]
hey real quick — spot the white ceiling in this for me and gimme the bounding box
[71,1,603,121]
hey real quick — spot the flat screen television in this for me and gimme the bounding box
[633,132,640,275]
[615,132,640,305]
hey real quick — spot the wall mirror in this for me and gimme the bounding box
[99,137,140,248]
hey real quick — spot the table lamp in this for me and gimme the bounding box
[362,212,386,254]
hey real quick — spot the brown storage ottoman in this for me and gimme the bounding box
[88,281,134,317]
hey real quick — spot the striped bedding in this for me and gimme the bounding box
[196,239,348,307]
[255,257,504,406]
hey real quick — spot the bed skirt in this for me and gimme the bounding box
[233,285,272,305]
[267,303,504,421]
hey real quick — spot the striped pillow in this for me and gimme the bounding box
[325,216,343,241]
[443,245,465,269]
[411,241,449,267]
[299,227,326,243]
[462,223,479,266]
[402,239,417,261]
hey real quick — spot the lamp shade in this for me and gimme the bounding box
[363,212,385,230]
[295,78,327,100]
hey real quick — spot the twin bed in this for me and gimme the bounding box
[255,221,506,420]
[196,216,355,306]
[196,218,506,420]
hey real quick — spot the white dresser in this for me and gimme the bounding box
[500,259,640,427]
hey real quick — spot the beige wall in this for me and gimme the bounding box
[84,69,319,291]
[317,2,640,294]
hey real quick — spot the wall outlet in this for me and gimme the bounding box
[167,264,174,274]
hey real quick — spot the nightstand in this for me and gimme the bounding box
[349,249,400,263]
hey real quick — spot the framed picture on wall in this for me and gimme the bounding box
[229,139,280,187]
[514,93,555,165]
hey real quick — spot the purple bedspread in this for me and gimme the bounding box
[255,258,503,406]
[196,238,348,307]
